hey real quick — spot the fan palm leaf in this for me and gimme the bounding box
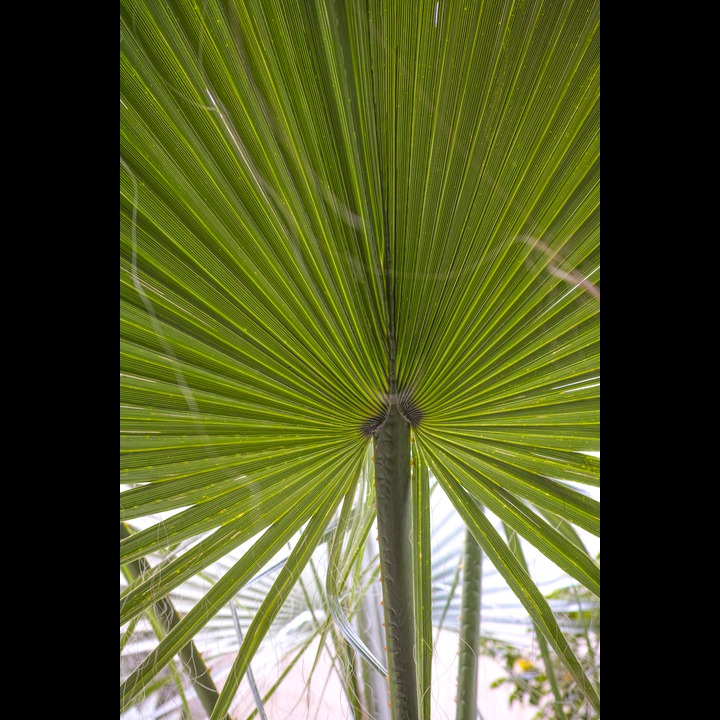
[121,0,599,716]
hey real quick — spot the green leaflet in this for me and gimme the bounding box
[428,452,600,715]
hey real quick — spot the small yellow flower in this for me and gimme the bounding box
[512,658,535,674]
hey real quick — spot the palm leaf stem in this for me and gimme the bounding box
[455,527,483,720]
[120,523,226,719]
[373,403,418,719]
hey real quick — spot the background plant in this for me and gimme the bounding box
[486,573,600,720]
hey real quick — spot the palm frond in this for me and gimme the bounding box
[121,0,600,715]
